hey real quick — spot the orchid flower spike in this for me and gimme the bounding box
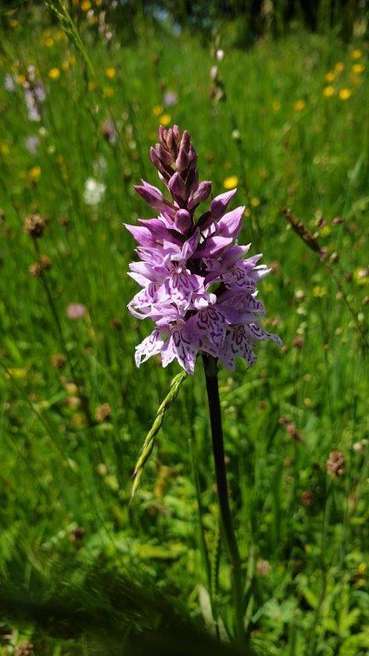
[125,125,281,374]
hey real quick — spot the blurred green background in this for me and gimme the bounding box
[0,1,369,654]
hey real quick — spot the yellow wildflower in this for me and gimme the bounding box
[29,166,41,181]
[48,67,60,80]
[223,175,238,190]
[352,63,365,74]
[325,71,335,82]
[339,88,351,100]
[351,49,363,60]
[71,413,88,429]
[0,143,10,156]
[62,54,76,71]
[81,0,91,10]
[152,104,163,116]
[16,74,26,86]
[323,85,335,97]
[44,36,54,47]
[105,66,116,79]
[334,62,345,73]
[293,99,305,112]
[251,196,260,208]
[159,113,171,127]
[103,86,114,97]
[313,286,327,298]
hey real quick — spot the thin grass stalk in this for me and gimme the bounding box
[33,241,94,425]
[45,0,95,78]
[283,208,368,351]
[131,371,188,500]
[202,354,244,645]
[308,483,332,656]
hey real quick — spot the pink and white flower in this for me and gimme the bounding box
[126,125,281,374]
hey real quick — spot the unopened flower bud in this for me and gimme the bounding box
[134,181,166,210]
[168,172,187,203]
[210,188,237,220]
[188,181,212,210]
[175,145,189,172]
[175,209,192,233]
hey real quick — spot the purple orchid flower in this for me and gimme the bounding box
[125,125,281,374]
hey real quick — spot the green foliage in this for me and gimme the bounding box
[0,3,369,654]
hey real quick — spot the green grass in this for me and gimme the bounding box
[1,5,369,655]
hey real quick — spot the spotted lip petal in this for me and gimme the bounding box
[125,125,281,374]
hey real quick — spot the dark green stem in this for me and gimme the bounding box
[202,354,244,644]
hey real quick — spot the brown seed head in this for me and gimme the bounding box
[282,208,323,255]
[29,261,42,277]
[64,382,79,395]
[69,526,86,543]
[95,402,112,423]
[256,559,271,576]
[15,643,34,656]
[50,353,66,369]
[279,416,303,442]
[24,213,46,239]
[65,395,81,410]
[292,335,304,349]
[111,317,122,330]
[326,450,345,478]
[29,254,52,277]
[300,490,314,507]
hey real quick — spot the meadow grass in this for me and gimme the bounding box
[0,7,369,655]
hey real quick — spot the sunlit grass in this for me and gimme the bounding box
[0,7,369,654]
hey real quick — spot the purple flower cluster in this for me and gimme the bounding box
[125,125,281,374]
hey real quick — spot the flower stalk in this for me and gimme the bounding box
[202,354,244,644]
